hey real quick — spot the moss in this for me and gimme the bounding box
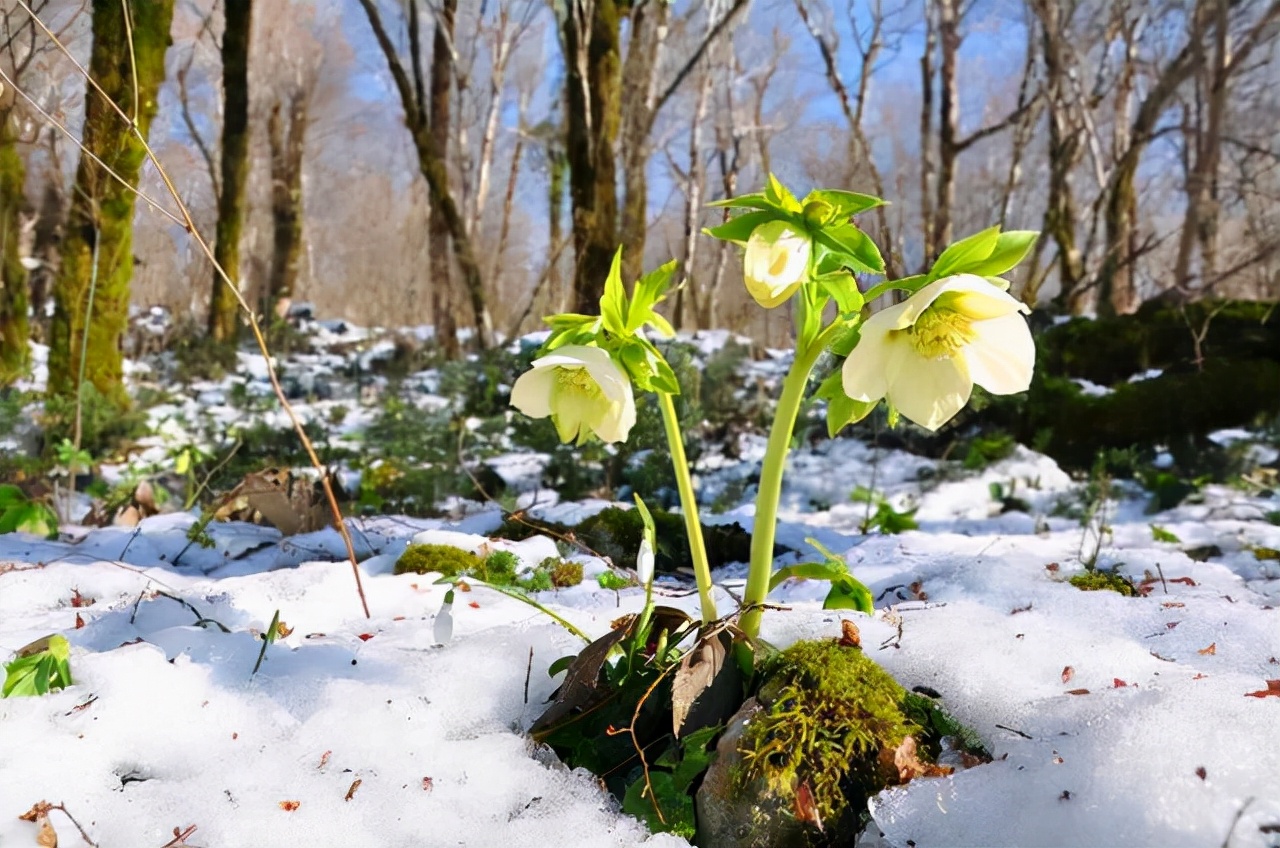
[394,543,483,577]
[549,558,583,587]
[1068,569,1137,596]
[0,126,29,388]
[481,549,520,584]
[738,640,919,831]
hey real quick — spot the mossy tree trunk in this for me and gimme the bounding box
[562,0,622,315]
[0,116,28,387]
[266,94,306,319]
[207,0,252,342]
[48,0,175,410]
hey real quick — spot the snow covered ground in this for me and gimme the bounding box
[2,329,1279,847]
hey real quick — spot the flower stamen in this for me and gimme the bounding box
[905,307,977,360]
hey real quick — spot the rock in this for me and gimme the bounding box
[694,698,808,848]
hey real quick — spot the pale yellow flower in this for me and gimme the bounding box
[743,220,811,308]
[510,345,636,444]
[841,274,1034,431]
[636,536,655,587]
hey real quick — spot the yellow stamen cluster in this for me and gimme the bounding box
[905,307,977,360]
[556,366,601,398]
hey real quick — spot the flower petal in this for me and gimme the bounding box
[886,354,972,431]
[936,274,1029,321]
[509,367,554,419]
[841,323,895,402]
[961,312,1035,395]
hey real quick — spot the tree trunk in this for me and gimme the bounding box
[28,173,65,341]
[548,138,567,313]
[429,0,458,357]
[931,0,959,259]
[563,0,622,315]
[48,0,175,410]
[0,117,27,387]
[918,0,936,265]
[617,0,665,283]
[208,0,253,343]
[266,95,306,318]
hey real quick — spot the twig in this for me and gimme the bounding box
[10,1,371,618]
[523,645,533,705]
[18,801,99,847]
[159,824,198,848]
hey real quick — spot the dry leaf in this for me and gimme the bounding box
[1113,678,1129,688]
[1244,680,1280,699]
[74,613,84,630]
[318,750,332,769]
[344,779,362,801]
[422,777,434,792]
[671,632,728,737]
[279,800,300,812]
[1170,577,1197,586]
[890,736,953,782]
[839,619,861,648]
[1065,688,1091,696]
[36,813,57,848]
[792,780,823,832]
[1198,643,1216,655]
[1061,666,1074,683]
[1195,766,1207,780]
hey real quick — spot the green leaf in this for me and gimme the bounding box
[548,654,576,677]
[802,188,886,218]
[768,560,850,593]
[815,369,877,437]
[0,484,24,506]
[705,192,777,212]
[764,173,803,212]
[702,210,777,244]
[543,313,599,331]
[618,340,680,395]
[815,271,865,315]
[823,577,874,613]
[3,636,72,698]
[929,226,1000,280]
[647,311,676,338]
[966,230,1039,277]
[813,223,885,273]
[600,248,629,337]
[1150,524,1182,544]
[627,260,678,334]
[623,769,695,837]
[0,502,58,538]
[826,321,862,358]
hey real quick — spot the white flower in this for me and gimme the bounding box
[636,536,655,587]
[743,220,812,308]
[510,345,636,444]
[841,274,1034,431]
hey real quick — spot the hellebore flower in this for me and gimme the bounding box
[510,345,636,444]
[841,274,1034,431]
[743,220,812,308]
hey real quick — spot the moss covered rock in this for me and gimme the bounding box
[393,543,483,577]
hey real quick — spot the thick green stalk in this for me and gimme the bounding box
[739,338,826,640]
[657,391,717,622]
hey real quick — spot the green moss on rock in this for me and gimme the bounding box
[394,543,483,577]
[1068,570,1137,596]
[739,640,919,831]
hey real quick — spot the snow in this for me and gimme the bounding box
[3,329,1280,847]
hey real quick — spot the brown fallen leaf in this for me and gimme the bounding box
[1061,666,1074,684]
[839,619,861,648]
[1169,577,1197,586]
[344,779,362,801]
[890,736,953,782]
[318,750,332,769]
[1065,688,1090,696]
[279,800,300,812]
[1198,643,1216,655]
[1244,680,1280,699]
[792,780,823,832]
[36,813,57,848]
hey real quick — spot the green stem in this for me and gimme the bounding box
[739,335,828,640]
[657,391,717,623]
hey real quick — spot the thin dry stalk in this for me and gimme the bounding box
[9,1,370,617]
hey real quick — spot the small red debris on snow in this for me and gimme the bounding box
[74,613,85,629]
[1166,621,1180,630]
[344,779,362,801]
[1061,666,1075,683]
[1195,767,1207,780]
[1065,688,1090,696]
[279,801,300,811]
[357,633,375,641]
[1244,680,1280,699]
[1198,643,1217,655]
[468,601,480,609]
[422,777,434,792]
[1170,577,1197,586]
[318,750,332,769]
[1113,678,1128,688]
